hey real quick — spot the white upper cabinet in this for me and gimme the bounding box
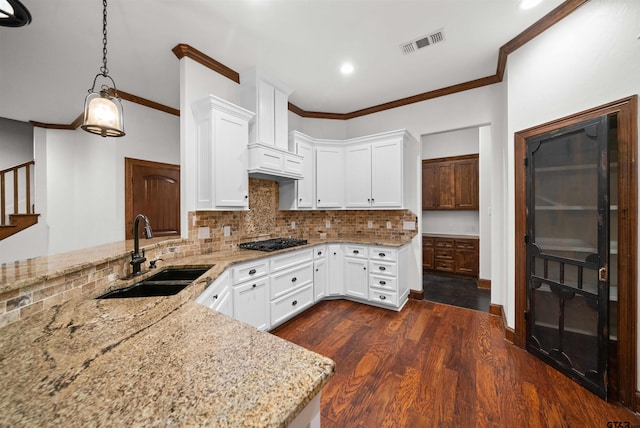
[345,143,372,208]
[316,145,344,208]
[241,68,292,149]
[191,95,254,210]
[295,138,315,208]
[371,139,403,207]
[280,129,418,212]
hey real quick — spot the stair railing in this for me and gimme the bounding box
[0,160,34,226]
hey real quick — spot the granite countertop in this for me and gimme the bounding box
[0,254,335,427]
[0,236,411,426]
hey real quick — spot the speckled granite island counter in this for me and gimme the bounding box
[0,235,412,427]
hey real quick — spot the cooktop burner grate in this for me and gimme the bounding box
[239,238,308,252]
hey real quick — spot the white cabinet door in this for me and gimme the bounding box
[314,257,327,302]
[257,80,275,146]
[371,139,402,207]
[316,146,344,208]
[345,144,372,208]
[274,88,289,151]
[213,288,233,317]
[297,141,315,208]
[215,112,249,208]
[327,244,343,296]
[344,257,368,299]
[234,278,270,331]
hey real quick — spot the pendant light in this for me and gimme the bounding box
[81,0,125,137]
[0,0,31,27]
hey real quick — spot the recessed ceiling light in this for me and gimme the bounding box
[519,0,543,10]
[340,62,354,75]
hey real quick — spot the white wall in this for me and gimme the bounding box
[179,57,242,237]
[289,113,348,140]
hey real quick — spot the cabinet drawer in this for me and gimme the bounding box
[368,247,397,262]
[435,259,455,272]
[271,283,314,326]
[435,239,454,248]
[369,260,397,276]
[195,271,230,308]
[344,245,367,258]
[233,260,269,283]
[423,237,434,247]
[270,262,313,300]
[455,239,478,250]
[251,146,283,171]
[368,288,398,307]
[434,248,454,259]
[369,274,397,292]
[313,246,327,260]
[270,248,313,272]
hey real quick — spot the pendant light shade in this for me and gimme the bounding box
[81,0,125,138]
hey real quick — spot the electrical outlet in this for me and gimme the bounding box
[326,221,331,228]
[403,221,416,230]
[291,221,296,229]
[386,221,392,229]
[368,221,373,228]
[198,226,210,239]
[223,225,231,237]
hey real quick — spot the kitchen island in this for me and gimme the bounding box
[0,235,411,426]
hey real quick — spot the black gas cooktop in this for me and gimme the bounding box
[239,238,308,252]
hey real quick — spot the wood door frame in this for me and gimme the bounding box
[514,96,638,409]
[124,157,180,240]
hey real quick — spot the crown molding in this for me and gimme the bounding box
[33,0,588,129]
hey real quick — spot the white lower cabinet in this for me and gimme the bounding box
[233,277,270,331]
[195,270,233,318]
[196,243,410,332]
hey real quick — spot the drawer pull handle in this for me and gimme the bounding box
[292,300,298,306]
[363,267,367,270]
[249,269,256,275]
[379,252,386,257]
[353,250,359,254]
[291,277,297,282]
[379,280,386,285]
[212,294,218,300]
[379,266,386,271]
[380,295,386,300]
[317,251,322,256]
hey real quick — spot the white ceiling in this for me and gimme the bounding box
[0,0,566,125]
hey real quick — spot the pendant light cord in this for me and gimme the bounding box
[100,0,109,77]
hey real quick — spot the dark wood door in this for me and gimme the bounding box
[525,115,610,398]
[125,158,180,240]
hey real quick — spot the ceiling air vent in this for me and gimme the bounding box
[401,29,445,55]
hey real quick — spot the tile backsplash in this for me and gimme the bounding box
[189,178,418,252]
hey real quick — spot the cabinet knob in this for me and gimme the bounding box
[299,198,302,202]
[367,198,370,202]
[213,294,218,300]
[363,267,366,270]
[249,269,257,275]
[316,268,319,272]
[244,195,248,199]
[252,284,256,288]
[292,300,298,306]
[380,295,386,300]
[318,251,322,256]
[291,277,297,282]
[318,199,321,203]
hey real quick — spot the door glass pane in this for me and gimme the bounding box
[533,131,599,261]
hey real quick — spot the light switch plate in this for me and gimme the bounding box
[223,225,231,237]
[198,226,210,239]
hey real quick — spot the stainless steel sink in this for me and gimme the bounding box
[97,267,211,299]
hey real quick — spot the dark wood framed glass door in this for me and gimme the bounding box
[525,115,610,398]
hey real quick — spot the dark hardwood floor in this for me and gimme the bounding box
[423,272,490,312]
[272,299,639,427]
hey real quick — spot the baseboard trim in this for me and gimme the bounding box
[409,289,424,300]
[489,303,515,344]
[478,278,491,290]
